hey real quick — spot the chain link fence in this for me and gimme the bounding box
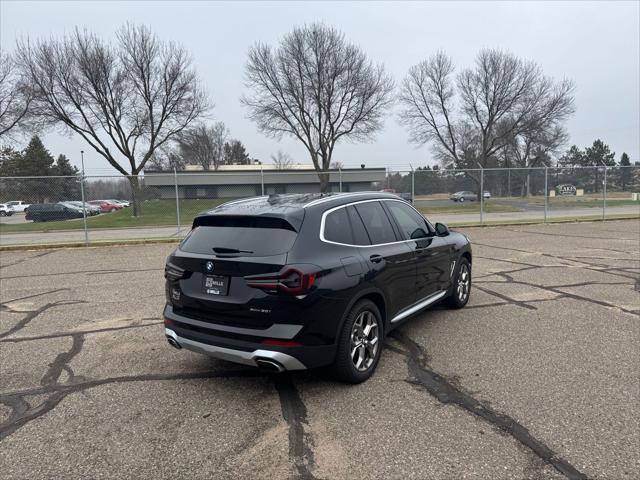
[1,166,638,246]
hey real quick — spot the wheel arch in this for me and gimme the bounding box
[338,288,388,337]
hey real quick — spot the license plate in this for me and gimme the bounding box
[202,275,229,296]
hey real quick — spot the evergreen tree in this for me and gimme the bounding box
[20,135,56,176]
[52,154,81,200]
[618,152,631,191]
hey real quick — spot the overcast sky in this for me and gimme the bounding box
[1,0,638,174]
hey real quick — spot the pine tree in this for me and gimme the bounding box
[618,152,631,191]
[20,135,56,176]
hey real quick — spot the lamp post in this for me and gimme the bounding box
[79,150,88,246]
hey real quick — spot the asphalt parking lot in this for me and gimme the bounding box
[1,220,638,480]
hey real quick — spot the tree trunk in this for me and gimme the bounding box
[318,171,330,193]
[127,175,143,217]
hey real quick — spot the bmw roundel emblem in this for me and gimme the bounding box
[206,261,214,272]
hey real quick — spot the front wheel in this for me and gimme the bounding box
[332,300,383,384]
[110,208,117,213]
[444,257,471,309]
[0,211,6,217]
[458,197,465,203]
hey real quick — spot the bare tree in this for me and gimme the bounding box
[0,52,32,140]
[330,161,344,169]
[399,49,574,198]
[242,23,394,192]
[146,144,185,172]
[176,121,228,170]
[16,24,208,215]
[271,150,293,169]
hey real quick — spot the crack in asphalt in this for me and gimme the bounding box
[0,267,162,280]
[0,288,70,305]
[388,330,590,480]
[0,250,55,269]
[0,300,87,339]
[0,364,263,441]
[0,320,163,343]
[273,375,319,480]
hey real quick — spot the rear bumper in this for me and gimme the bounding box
[165,327,307,371]
[163,305,337,370]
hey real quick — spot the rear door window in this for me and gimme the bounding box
[324,208,353,244]
[354,201,397,245]
[181,216,298,256]
[346,206,370,245]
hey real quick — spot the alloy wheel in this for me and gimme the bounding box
[350,310,379,372]
[457,264,470,302]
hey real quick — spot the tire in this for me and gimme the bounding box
[332,300,383,384]
[0,211,5,217]
[110,208,117,213]
[444,257,471,309]
[458,197,465,203]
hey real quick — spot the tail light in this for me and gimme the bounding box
[164,263,186,281]
[245,266,318,295]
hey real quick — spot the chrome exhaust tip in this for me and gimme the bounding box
[256,359,285,373]
[166,335,182,349]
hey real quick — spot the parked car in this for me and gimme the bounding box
[449,191,477,202]
[88,200,123,213]
[111,199,130,207]
[67,201,101,215]
[25,203,84,222]
[6,200,30,213]
[0,203,15,216]
[163,192,472,383]
[483,191,491,199]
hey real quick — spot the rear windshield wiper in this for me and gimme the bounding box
[212,247,254,255]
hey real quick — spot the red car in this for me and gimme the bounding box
[88,200,123,213]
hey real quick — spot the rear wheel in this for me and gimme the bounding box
[332,300,383,383]
[444,257,471,309]
[110,208,117,213]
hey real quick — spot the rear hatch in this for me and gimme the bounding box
[167,214,302,329]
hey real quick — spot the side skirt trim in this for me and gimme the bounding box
[390,290,447,324]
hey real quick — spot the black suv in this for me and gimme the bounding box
[163,192,472,383]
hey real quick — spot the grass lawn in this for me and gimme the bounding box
[417,203,521,215]
[0,199,229,233]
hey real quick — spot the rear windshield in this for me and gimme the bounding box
[181,215,298,257]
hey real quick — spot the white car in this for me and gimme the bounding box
[6,200,30,212]
[0,203,15,216]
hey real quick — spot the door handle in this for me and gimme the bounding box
[369,254,383,264]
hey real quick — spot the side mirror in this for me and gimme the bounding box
[435,222,449,236]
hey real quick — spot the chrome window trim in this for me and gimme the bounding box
[319,198,435,248]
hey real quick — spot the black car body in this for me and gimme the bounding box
[163,192,472,382]
[25,203,84,222]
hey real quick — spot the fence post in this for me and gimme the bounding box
[603,166,607,221]
[508,168,511,197]
[544,167,548,223]
[173,167,181,235]
[479,167,484,225]
[339,167,342,193]
[260,166,264,196]
[411,166,415,204]
[79,151,89,246]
